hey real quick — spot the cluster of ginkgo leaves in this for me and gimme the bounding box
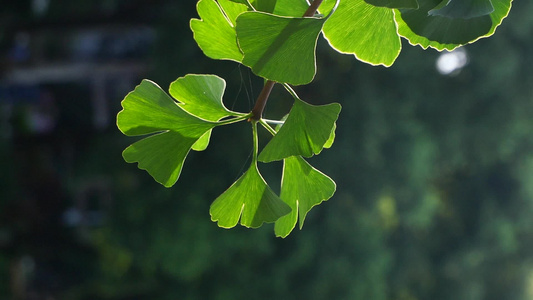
[117,0,512,237]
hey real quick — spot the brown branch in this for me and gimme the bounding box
[251,80,275,120]
[304,0,324,17]
[250,0,324,120]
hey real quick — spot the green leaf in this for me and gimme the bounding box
[190,0,247,62]
[272,0,310,17]
[169,74,243,152]
[169,74,238,121]
[323,123,336,149]
[259,98,341,162]
[122,132,201,188]
[236,12,325,85]
[275,156,336,237]
[251,0,277,13]
[395,0,512,51]
[191,130,212,151]
[210,122,291,228]
[429,0,494,19]
[227,0,251,6]
[365,0,419,9]
[117,80,216,187]
[322,0,402,67]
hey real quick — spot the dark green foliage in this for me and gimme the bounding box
[1,0,531,299]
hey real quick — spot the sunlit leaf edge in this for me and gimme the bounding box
[393,0,513,51]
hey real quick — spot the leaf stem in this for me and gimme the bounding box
[262,118,285,125]
[259,119,277,136]
[282,83,302,100]
[249,0,324,121]
[252,120,259,163]
[216,114,251,126]
[251,80,276,120]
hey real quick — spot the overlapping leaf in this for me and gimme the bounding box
[169,74,242,151]
[210,160,291,228]
[272,0,310,17]
[191,0,248,62]
[236,12,326,85]
[275,156,336,237]
[428,0,494,18]
[365,0,419,9]
[210,122,291,228]
[169,74,237,121]
[259,98,341,162]
[251,0,277,13]
[395,0,512,50]
[117,80,216,187]
[321,0,402,67]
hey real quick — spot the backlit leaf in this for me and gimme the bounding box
[428,0,494,19]
[259,98,341,162]
[272,0,309,17]
[190,0,247,62]
[192,131,212,151]
[275,156,336,237]
[169,74,239,121]
[395,0,512,51]
[236,12,325,85]
[251,0,277,13]
[365,0,419,9]
[210,159,291,228]
[322,0,402,67]
[117,80,215,187]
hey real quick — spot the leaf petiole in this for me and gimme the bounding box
[251,120,259,163]
[214,114,251,126]
[259,119,277,136]
[262,118,285,125]
[282,83,301,100]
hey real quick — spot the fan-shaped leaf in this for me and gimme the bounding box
[169,74,242,151]
[275,156,336,237]
[395,0,512,51]
[259,98,341,162]
[210,161,291,228]
[191,0,247,62]
[322,0,402,67]
[117,80,216,187]
[169,74,239,121]
[236,12,325,85]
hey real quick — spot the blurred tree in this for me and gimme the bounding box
[1,0,532,299]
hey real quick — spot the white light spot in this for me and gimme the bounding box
[436,48,469,76]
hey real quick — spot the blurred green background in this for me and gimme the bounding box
[1,1,532,299]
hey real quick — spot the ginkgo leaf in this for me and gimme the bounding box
[395,0,512,51]
[190,0,247,62]
[275,156,336,237]
[428,0,494,19]
[122,132,202,188]
[169,74,243,152]
[323,123,336,149]
[169,74,239,121]
[210,158,291,228]
[236,12,326,85]
[227,0,251,6]
[191,131,212,151]
[365,0,419,9]
[258,98,341,162]
[251,0,277,13]
[321,0,402,67]
[272,0,310,17]
[117,80,215,187]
